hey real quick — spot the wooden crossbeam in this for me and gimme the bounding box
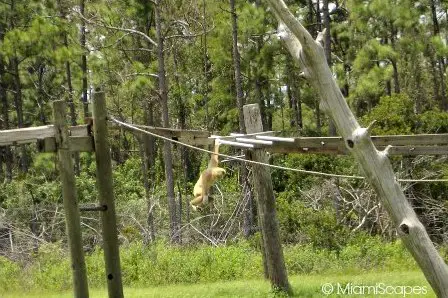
[268,145,448,156]
[115,123,211,146]
[0,125,90,147]
[37,137,94,152]
[1,123,447,155]
[236,134,448,156]
[0,125,55,146]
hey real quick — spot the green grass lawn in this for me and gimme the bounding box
[1,271,435,298]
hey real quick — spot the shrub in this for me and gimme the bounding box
[0,256,21,292]
[0,238,420,292]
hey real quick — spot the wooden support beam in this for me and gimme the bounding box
[267,145,448,156]
[380,146,448,156]
[211,131,275,140]
[79,204,107,212]
[0,124,90,146]
[266,134,448,148]
[371,134,448,146]
[243,104,291,294]
[70,124,91,137]
[115,123,211,146]
[92,90,124,298]
[69,136,94,152]
[0,125,55,146]
[53,101,89,298]
[37,137,57,152]
[38,136,94,153]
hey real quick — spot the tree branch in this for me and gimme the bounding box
[73,9,158,47]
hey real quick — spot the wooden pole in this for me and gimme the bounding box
[92,90,124,298]
[243,103,291,294]
[53,100,89,298]
[268,1,448,296]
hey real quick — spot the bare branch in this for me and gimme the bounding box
[73,9,158,47]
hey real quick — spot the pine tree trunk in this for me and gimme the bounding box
[437,58,448,110]
[285,55,302,132]
[230,0,255,238]
[0,55,12,182]
[323,0,336,136]
[390,24,401,94]
[230,0,246,134]
[58,0,80,175]
[155,0,178,243]
[80,0,89,119]
[139,138,156,243]
[202,0,210,129]
[143,100,157,241]
[173,48,186,242]
[36,61,47,125]
[10,57,28,173]
[265,83,273,131]
[255,77,266,129]
[254,36,266,129]
[430,0,448,110]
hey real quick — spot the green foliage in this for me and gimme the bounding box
[0,239,420,293]
[0,256,21,291]
[113,157,145,203]
[2,271,434,298]
[417,109,448,133]
[339,234,417,272]
[361,94,415,135]
[272,154,356,193]
[29,243,72,291]
[276,197,351,250]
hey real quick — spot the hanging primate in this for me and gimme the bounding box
[190,140,226,211]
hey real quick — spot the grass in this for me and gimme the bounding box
[1,270,435,298]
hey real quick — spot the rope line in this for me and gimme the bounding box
[109,117,448,183]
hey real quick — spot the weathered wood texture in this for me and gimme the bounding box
[38,136,94,153]
[267,1,448,296]
[92,91,124,298]
[243,104,291,294]
[223,134,448,156]
[0,125,55,146]
[0,124,90,146]
[115,123,210,146]
[1,121,446,154]
[53,101,89,298]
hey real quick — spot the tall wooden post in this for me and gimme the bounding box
[243,104,291,294]
[268,1,448,296]
[53,100,89,298]
[92,90,124,298]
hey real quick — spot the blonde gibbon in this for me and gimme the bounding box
[190,140,226,211]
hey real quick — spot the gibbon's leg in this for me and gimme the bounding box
[200,169,212,205]
[190,194,203,206]
[190,194,203,211]
[191,173,205,208]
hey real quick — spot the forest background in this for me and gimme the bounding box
[0,0,448,293]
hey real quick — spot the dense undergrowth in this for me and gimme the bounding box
[0,236,422,293]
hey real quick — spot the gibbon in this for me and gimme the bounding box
[190,140,226,211]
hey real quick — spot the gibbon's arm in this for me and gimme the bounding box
[190,140,226,211]
[207,139,220,169]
